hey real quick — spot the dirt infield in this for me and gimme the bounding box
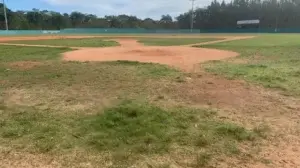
[63,38,243,71]
[0,35,254,71]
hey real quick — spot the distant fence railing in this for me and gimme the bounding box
[0,30,62,35]
[0,29,200,35]
[1,28,300,35]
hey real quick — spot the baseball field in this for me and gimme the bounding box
[0,34,299,168]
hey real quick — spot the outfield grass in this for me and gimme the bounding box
[138,38,221,46]
[5,38,119,47]
[198,34,300,96]
[0,45,263,167]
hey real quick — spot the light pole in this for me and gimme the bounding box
[275,3,281,33]
[3,0,8,30]
[190,0,196,32]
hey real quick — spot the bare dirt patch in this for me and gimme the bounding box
[9,61,43,70]
[0,80,7,85]
[165,71,300,168]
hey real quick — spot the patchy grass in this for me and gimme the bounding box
[0,101,260,167]
[198,35,300,96]
[196,152,212,167]
[138,38,221,46]
[0,45,181,113]
[0,45,266,167]
[5,38,119,47]
[106,60,180,78]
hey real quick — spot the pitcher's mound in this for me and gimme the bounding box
[126,48,174,57]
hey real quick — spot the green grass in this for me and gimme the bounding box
[138,38,221,46]
[0,45,70,62]
[0,45,265,167]
[198,34,300,96]
[0,101,260,167]
[5,38,119,47]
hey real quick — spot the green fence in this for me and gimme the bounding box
[1,28,300,35]
[63,28,201,34]
[0,29,199,35]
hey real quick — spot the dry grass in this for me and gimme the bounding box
[9,61,43,70]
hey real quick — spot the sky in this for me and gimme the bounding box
[5,0,223,19]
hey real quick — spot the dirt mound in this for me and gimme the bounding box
[126,48,175,56]
[9,61,42,70]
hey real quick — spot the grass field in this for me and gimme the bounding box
[5,38,119,47]
[198,34,300,96]
[0,38,265,168]
[138,38,221,46]
[0,34,299,167]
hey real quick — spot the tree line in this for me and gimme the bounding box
[1,0,300,30]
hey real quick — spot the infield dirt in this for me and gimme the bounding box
[0,35,253,71]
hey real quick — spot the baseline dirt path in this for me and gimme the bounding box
[184,36,253,46]
[0,35,254,71]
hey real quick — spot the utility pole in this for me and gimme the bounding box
[190,0,196,33]
[275,3,281,33]
[3,0,8,30]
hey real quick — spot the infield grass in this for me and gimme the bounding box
[0,45,263,167]
[0,45,70,62]
[198,34,300,96]
[4,38,119,47]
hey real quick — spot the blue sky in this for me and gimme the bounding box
[7,0,76,14]
[5,0,225,19]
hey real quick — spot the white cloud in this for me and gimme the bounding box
[43,0,215,19]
